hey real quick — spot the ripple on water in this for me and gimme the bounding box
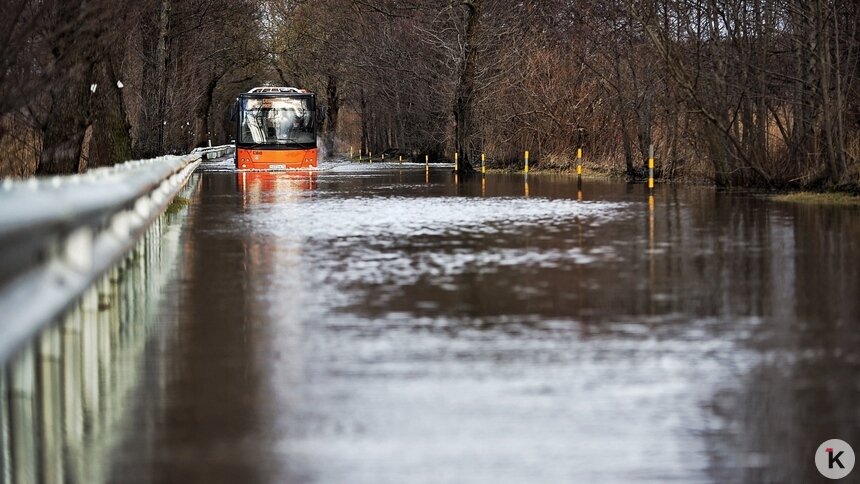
[244,196,631,294]
[247,196,632,240]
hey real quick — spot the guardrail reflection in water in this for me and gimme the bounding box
[0,169,199,484]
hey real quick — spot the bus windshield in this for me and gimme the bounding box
[239,97,315,146]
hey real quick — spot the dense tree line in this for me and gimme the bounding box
[2,0,859,188]
[0,0,264,176]
[263,0,860,187]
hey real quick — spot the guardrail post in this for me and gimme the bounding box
[62,305,83,447]
[155,217,162,268]
[9,344,36,484]
[38,325,63,483]
[0,366,8,484]
[96,273,112,401]
[80,287,99,434]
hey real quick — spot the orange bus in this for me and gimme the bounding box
[235,87,321,170]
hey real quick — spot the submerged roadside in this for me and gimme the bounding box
[484,162,860,201]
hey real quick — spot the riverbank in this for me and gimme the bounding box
[486,165,860,201]
[485,166,721,188]
[344,154,860,198]
[769,191,860,205]
[485,166,626,179]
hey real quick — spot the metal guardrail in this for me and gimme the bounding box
[0,153,201,364]
[192,144,234,160]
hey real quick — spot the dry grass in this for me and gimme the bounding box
[770,192,860,205]
[0,116,40,178]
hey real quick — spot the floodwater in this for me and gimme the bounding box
[6,161,860,483]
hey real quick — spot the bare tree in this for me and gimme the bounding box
[2,0,858,188]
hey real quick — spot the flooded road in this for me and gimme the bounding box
[106,163,859,483]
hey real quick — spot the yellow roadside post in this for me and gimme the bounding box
[481,153,486,175]
[454,152,459,172]
[648,145,655,189]
[524,150,530,174]
[577,147,583,176]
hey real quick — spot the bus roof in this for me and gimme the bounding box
[246,87,308,94]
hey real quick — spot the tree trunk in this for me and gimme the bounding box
[37,74,95,175]
[199,74,220,148]
[636,92,653,174]
[452,0,482,174]
[325,75,339,157]
[790,2,816,179]
[818,0,848,185]
[619,112,635,179]
[360,89,368,155]
[89,59,133,167]
[155,0,171,154]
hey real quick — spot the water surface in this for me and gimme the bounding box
[104,163,860,483]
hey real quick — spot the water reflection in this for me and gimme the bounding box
[6,165,859,482]
[699,200,860,483]
[238,170,318,206]
[97,171,322,482]
[208,168,859,482]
